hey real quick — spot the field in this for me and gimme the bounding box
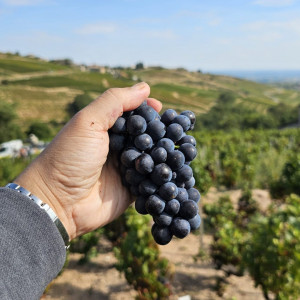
[1,53,300,300]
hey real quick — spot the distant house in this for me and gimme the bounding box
[88,65,106,74]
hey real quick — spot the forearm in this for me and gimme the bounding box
[0,188,66,300]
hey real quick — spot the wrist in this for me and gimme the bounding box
[13,167,75,240]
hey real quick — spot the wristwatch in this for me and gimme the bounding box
[5,183,70,249]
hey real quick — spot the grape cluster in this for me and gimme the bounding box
[109,101,201,245]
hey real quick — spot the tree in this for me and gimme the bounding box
[26,121,52,140]
[67,93,94,117]
[0,101,23,143]
[135,62,144,70]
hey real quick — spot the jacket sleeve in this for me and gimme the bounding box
[0,187,66,300]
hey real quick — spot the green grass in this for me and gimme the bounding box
[0,58,68,73]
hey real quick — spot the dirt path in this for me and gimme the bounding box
[44,189,271,300]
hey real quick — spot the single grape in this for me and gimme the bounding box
[156,138,175,153]
[171,218,191,239]
[146,120,166,141]
[120,148,141,168]
[135,153,154,174]
[179,143,197,161]
[178,135,196,146]
[135,103,156,122]
[130,185,140,196]
[134,133,153,151]
[176,164,193,183]
[176,187,189,203]
[150,163,172,186]
[187,188,201,203]
[145,194,165,215]
[164,199,180,216]
[139,179,157,196]
[127,115,147,135]
[152,224,173,245]
[135,196,148,215]
[161,109,177,126]
[125,168,145,185]
[158,182,178,201]
[111,116,126,133]
[184,176,195,189]
[180,110,196,130]
[109,134,126,152]
[166,123,184,142]
[172,115,191,132]
[188,214,201,230]
[179,200,198,219]
[154,212,173,227]
[167,150,185,170]
[150,147,167,164]
[122,110,134,119]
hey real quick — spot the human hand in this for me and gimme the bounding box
[14,82,162,240]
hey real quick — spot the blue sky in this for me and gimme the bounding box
[0,0,300,71]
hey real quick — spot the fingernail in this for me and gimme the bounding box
[131,82,147,90]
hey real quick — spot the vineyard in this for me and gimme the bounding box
[1,53,300,299]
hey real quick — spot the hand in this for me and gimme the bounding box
[14,82,162,240]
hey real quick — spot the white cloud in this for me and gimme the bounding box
[76,22,117,35]
[1,0,46,6]
[253,0,295,7]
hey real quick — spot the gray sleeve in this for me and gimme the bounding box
[0,187,66,300]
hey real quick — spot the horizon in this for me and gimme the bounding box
[0,0,300,73]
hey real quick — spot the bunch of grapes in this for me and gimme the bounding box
[109,101,201,245]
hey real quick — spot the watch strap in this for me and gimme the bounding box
[5,183,69,249]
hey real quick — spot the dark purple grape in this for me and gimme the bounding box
[187,188,201,203]
[180,110,196,130]
[135,153,154,174]
[135,103,156,122]
[164,199,180,216]
[154,212,173,227]
[127,115,147,135]
[161,109,177,126]
[172,115,191,132]
[145,194,165,215]
[130,185,140,196]
[146,120,166,141]
[111,117,126,133]
[185,176,195,189]
[158,182,178,201]
[178,135,196,146]
[135,196,148,215]
[156,138,175,153]
[179,200,198,219]
[150,163,172,186]
[134,133,153,151]
[125,168,145,185]
[121,148,141,168]
[166,123,184,142]
[138,179,157,196]
[176,188,189,203]
[171,218,191,239]
[150,147,167,164]
[109,134,126,152]
[179,143,197,161]
[152,224,173,245]
[188,214,201,230]
[122,110,134,119]
[176,165,193,183]
[167,150,185,170]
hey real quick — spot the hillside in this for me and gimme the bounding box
[1,53,300,128]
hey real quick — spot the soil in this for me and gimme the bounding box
[44,189,272,300]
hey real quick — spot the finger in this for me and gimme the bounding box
[83,82,150,130]
[146,98,162,112]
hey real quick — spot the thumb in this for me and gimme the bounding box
[83,82,150,130]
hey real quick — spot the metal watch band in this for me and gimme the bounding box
[5,183,70,249]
